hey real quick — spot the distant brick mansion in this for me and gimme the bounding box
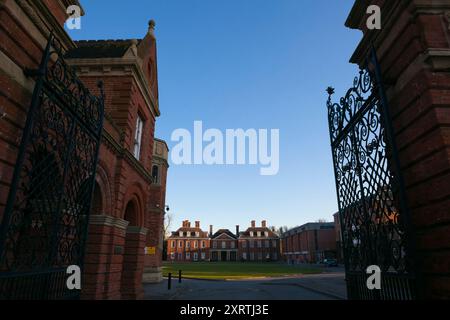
[167,220,281,262]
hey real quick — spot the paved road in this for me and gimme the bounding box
[144,271,347,300]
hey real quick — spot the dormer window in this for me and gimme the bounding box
[250,231,254,237]
[195,232,200,237]
[257,231,261,237]
[187,231,191,237]
[179,231,183,237]
[133,114,144,159]
[264,231,269,237]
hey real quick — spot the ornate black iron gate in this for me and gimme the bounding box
[326,48,418,300]
[0,34,104,299]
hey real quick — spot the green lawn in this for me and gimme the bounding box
[162,262,322,280]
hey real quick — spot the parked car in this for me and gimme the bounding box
[318,259,338,267]
[322,259,338,267]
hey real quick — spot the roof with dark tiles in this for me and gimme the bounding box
[212,229,237,239]
[65,39,142,59]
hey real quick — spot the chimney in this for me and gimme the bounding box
[251,220,256,228]
[236,225,240,237]
[209,225,213,236]
[187,221,191,228]
[195,221,200,228]
[182,220,187,227]
[262,220,267,228]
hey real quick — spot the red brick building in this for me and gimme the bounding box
[167,220,210,262]
[281,222,336,264]
[166,220,281,262]
[210,228,238,262]
[238,220,280,262]
[0,1,168,299]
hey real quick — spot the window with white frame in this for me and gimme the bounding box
[178,253,182,260]
[264,231,269,237]
[242,252,247,260]
[221,241,226,249]
[170,253,175,260]
[213,241,217,249]
[250,231,254,237]
[171,241,175,248]
[257,240,262,248]
[133,114,144,159]
[201,241,206,248]
[186,252,190,260]
[193,252,198,261]
[186,241,190,248]
[201,252,206,260]
[231,241,235,249]
[257,231,261,237]
[179,241,183,248]
[187,231,191,237]
[179,231,183,237]
[194,241,198,248]
[195,231,200,237]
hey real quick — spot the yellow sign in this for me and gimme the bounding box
[145,247,156,255]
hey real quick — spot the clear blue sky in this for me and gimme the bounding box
[69,0,362,232]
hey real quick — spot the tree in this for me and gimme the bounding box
[163,213,173,240]
[271,226,289,237]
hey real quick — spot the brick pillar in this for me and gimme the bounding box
[121,226,147,300]
[142,207,164,283]
[346,0,450,299]
[82,215,128,300]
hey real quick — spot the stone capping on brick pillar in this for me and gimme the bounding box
[425,49,450,70]
[89,214,129,230]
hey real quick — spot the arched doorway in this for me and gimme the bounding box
[123,201,138,226]
[120,199,146,299]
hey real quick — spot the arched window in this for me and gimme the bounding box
[152,165,159,184]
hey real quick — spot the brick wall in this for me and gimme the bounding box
[282,224,336,263]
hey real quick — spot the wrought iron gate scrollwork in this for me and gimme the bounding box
[326,48,418,300]
[0,33,105,299]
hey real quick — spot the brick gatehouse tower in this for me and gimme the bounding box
[343,0,450,299]
[0,1,168,299]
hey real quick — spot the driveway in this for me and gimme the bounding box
[144,270,347,300]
